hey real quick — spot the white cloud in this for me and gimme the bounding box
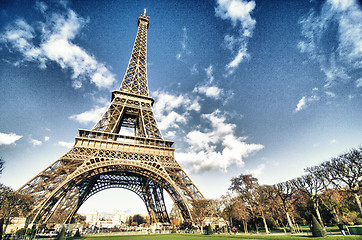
[176,110,264,173]
[247,163,265,177]
[157,111,186,131]
[227,48,249,70]
[69,105,108,124]
[295,94,320,112]
[30,138,42,146]
[0,3,115,89]
[215,0,256,26]
[330,138,338,144]
[193,65,223,99]
[195,86,222,98]
[356,78,362,87]
[153,91,200,131]
[295,96,307,112]
[325,91,336,98]
[0,132,23,145]
[119,128,134,136]
[298,0,361,88]
[44,136,50,141]
[57,141,73,148]
[164,131,176,138]
[215,0,256,74]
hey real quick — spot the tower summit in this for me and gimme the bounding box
[18,11,204,225]
[120,9,150,96]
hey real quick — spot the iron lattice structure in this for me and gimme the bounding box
[18,11,204,225]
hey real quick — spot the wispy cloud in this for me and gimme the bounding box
[193,65,222,99]
[0,1,115,89]
[30,138,42,146]
[190,64,199,75]
[176,110,264,173]
[298,0,361,88]
[295,94,320,112]
[57,141,73,148]
[325,91,336,98]
[247,163,265,177]
[215,0,256,75]
[0,132,23,145]
[176,26,191,60]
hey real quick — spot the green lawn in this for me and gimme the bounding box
[70,233,362,240]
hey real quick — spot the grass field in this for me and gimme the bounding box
[70,233,362,240]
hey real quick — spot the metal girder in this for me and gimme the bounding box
[17,11,205,226]
[92,93,162,139]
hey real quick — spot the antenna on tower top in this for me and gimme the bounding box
[144,8,147,16]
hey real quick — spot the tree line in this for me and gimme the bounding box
[0,147,361,235]
[189,147,361,233]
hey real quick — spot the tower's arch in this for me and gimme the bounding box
[27,155,193,225]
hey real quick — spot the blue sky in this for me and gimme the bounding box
[0,0,361,215]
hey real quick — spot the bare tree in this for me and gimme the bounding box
[321,148,362,217]
[231,197,251,233]
[229,174,270,233]
[191,199,210,231]
[220,193,234,233]
[0,184,13,217]
[169,204,182,227]
[272,181,297,232]
[255,185,274,233]
[0,184,12,240]
[291,174,325,227]
[0,184,32,234]
[306,165,342,225]
[0,157,4,175]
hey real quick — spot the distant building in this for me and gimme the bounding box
[112,211,130,225]
[85,210,131,228]
[5,217,27,234]
[85,210,100,226]
[203,217,228,230]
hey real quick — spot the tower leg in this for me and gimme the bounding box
[146,180,169,223]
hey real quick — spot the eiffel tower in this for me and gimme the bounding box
[18,10,204,225]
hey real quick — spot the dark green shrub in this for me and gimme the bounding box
[206,224,213,235]
[311,215,326,237]
[57,227,66,240]
[74,229,80,237]
[26,228,36,236]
